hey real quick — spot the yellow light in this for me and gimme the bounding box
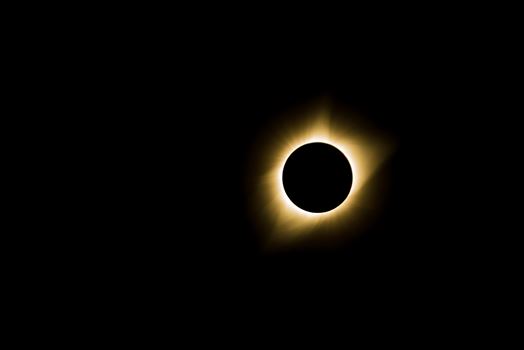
[247,101,394,249]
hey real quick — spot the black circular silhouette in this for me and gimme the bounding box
[282,142,353,213]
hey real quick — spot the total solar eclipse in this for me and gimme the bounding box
[282,142,353,213]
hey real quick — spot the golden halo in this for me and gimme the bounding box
[248,101,394,249]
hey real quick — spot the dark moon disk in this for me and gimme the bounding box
[282,142,353,213]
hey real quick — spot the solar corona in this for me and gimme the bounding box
[248,102,393,248]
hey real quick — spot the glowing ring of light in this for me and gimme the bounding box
[248,102,393,246]
[278,140,356,217]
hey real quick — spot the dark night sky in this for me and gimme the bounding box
[9,5,518,339]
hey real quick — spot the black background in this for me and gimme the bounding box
[8,4,519,340]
